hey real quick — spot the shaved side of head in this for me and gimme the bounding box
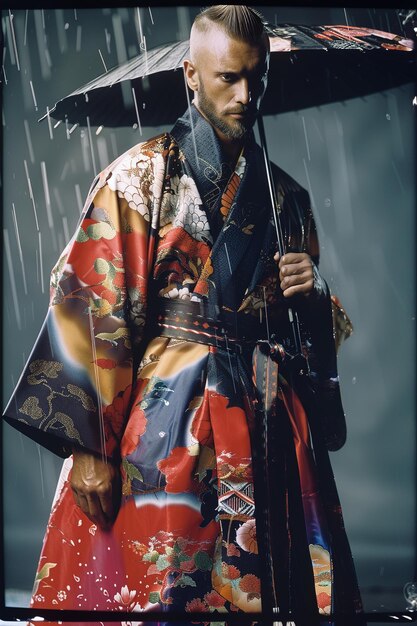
[190,5,269,64]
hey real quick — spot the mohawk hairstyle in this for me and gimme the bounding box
[193,5,266,45]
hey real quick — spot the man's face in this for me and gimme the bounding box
[188,26,269,142]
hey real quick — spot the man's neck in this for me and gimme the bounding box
[193,102,244,168]
[218,137,243,167]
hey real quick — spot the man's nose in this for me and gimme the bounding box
[235,79,251,105]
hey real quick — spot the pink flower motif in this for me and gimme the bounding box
[317,591,331,613]
[239,574,261,593]
[180,558,195,572]
[114,585,138,611]
[34,594,45,603]
[221,562,241,580]
[235,519,258,554]
[204,590,226,608]
[155,530,174,544]
[226,542,241,557]
[185,597,209,612]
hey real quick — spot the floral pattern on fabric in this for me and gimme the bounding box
[5,108,362,623]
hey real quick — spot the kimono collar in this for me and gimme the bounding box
[170,105,274,313]
[170,104,256,239]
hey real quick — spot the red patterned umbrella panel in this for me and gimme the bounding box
[41,23,415,128]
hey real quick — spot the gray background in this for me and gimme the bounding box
[2,5,416,616]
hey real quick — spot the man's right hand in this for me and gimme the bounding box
[70,448,121,531]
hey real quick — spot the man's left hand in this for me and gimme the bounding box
[274,252,314,298]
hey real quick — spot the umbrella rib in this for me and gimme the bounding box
[106,41,187,88]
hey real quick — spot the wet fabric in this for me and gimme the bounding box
[3,106,362,624]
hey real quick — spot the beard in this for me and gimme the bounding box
[197,79,256,141]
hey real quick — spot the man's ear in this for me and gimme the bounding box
[183,59,199,92]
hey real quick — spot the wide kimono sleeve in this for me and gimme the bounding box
[279,175,351,451]
[2,140,167,459]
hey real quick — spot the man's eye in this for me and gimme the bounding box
[221,74,234,82]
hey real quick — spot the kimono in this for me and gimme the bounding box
[3,105,362,624]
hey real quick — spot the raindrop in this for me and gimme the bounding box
[24,119,35,163]
[86,115,98,174]
[132,88,143,135]
[352,376,357,384]
[182,67,199,165]
[148,7,154,24]
[41,161,54,228]
[46,106,54,140]
[24,9,29,45]
[23,159,39,230]
[104,28,111,54]
[97,137,110,170]
[53,187,65,216]
[64,23,70,30]
[38,230,45,293]
[75,184,83,213]
[98,48,108,72]
[8,10,21,71]
[60,161,70,181]
[386,113,391,121]
[11,203,28,295]
[324,198,331,208]
[88,306,106,463]
[56,9,68,54]
[223,333,237,394]
[96,125,104,136]
[223,242,232,275]
[3,229,22,329]
[136,7,144,45]
[2,46,7,85]
[44,47,52,69]
[37,443,45,499]
[110,133,119,160]
[391,159,405,194]
[301,115,311,161]
[76,25,82,52]
[302,158,318,213]
[29,80,38,111]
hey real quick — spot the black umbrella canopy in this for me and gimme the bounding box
[42,23,415,128]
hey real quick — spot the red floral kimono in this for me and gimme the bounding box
[3,106,362,624]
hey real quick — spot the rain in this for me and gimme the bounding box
[87,306,106,464]
[11,202,28,295]
[98,48,108,73]
[1,5,415,620]
[29,80,38,110]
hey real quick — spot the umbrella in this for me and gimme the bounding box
[41,23,415,129]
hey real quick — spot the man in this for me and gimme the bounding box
[4,5,362,624]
